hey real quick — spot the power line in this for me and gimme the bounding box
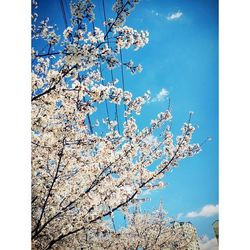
[92,19,112,129]
[83,96,94,134]
[119,49,127,123]
[59,0,68,28]
[99,61,111,122]
[102,0,121,134]
[63,0,71,17]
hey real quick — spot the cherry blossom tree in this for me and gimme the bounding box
[31,0,201,249]
[72,205,199,250]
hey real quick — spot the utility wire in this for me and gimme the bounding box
[92,19,112,131]
[99,61,111,122]
[102,0,121,134]
[119,49,127,123]
[63,0,71,17]
[59,0,68,28]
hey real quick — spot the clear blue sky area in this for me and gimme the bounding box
[34,0,218,240]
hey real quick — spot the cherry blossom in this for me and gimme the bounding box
[31,1,201,249]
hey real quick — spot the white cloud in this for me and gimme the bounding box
[167,11,183,21]
[186,204,219,218]
[151,88,169,102]
[157,88,168,101]
[199,236,218,250]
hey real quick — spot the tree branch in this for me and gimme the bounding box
[32,139,65,237]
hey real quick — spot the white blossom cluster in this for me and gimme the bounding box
[124,60,143,74]
[110,0,140,28]
[80,205,199,250]
[87,27,105,44]
[63,27,73,39]
[115,26,149,51]
[70,0,95,23]
[32,17,60,45]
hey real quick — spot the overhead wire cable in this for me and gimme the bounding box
[59,0,69,28]
[102,0,121,134]
[119,49,127,123]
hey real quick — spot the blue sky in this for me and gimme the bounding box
[34,0,218,241]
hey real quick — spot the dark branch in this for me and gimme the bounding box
[32,140,65,237]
